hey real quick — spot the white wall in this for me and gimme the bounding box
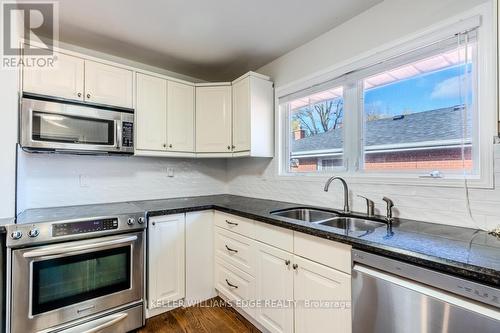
[227,0,500,231]
[17,152,227,212]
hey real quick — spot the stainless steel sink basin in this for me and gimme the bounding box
[317,217,386,231]
[270,208,339,222]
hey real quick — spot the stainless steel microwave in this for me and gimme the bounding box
[20,97,134,154]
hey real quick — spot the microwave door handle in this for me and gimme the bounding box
[57,312,128,333]
[22,235,137,258]
[115,120,121,149]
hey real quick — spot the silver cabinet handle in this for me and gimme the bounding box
[225,279,238,289]
[225,245,238,253]
[225,220,238,226]
[23,235,137,258]
[59,312,128,333]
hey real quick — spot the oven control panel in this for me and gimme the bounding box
[52,218,118,237]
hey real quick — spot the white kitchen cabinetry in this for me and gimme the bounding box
[136,73,167,151]
[293,255,351,333]
[185,211,216,304]
[148,214,185,316]
[231,72,274,157]
[255,242,294,333]
[213,212,352,333]
[195,84,233,155]
[84,60,133,108]
[23,50,84,101]
[167,81,195,152]
[23,50,133,108]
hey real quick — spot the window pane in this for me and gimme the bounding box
[362,44,475,173]
[287,86,344,173]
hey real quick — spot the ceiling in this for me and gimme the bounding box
[46,0,382,81]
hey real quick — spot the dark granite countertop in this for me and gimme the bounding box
[15,194,500,287]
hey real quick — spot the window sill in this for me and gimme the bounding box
[275,171,493,189]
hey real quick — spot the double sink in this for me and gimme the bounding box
[270,207,388,232]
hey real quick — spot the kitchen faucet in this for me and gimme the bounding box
[324,176,350,213]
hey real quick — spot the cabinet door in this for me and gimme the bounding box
[148,214,185,310]
[136,73,167,151]
[84,60,133,108]
[255,242,294,333]
[232,77,251,152]
[195,85,232,153]
[23,51,84,101]
[294,256,351,333]
[167,81,195,152]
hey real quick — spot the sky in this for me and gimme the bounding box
[364,64,471,117]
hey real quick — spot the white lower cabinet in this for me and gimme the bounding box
[148,214,185,315]
[293,255,351,333]
[255,242,294,333]
[213,212,352,333]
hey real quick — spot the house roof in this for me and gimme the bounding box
[291,106,471,156]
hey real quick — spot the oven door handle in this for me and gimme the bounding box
[23,235,138,258]
[55,312,128,333]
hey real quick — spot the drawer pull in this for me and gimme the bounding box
[225,220,239,226]
[225,245,238,253]
[225,279,238,289]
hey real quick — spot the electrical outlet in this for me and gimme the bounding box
[79,174,89,187]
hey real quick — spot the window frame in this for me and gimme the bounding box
[277,9,496,189]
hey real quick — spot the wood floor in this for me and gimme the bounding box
[137,297,261,333]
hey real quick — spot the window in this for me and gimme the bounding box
[362,42,476,173]
[279,15,495,186]
[287,86,344,173]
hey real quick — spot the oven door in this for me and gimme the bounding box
[20,98,133,153]
[11,232,144,333]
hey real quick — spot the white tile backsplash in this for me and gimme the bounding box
[226,148,500,231]
[17,146,500,231]
[16,151,228,212]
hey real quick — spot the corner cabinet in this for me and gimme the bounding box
[23,49,133,108]
[147,214,185,316]
[195,84,233,155]
[232,72,274,157]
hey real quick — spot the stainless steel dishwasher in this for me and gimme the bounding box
[352,250,500,333]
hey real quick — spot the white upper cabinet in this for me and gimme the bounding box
[167,81,195,152]
[195,84,232,153]
[135,73,167,151]
[232,77,251,152]
[23,49,133,109]
[23,51,84,101]
[231,72,274,157]
[84,60,133,108]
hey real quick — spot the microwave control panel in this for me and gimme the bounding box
[122,122,134,147]
[52,218,118,237]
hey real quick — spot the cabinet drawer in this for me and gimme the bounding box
[215,227,255,275]
[254,221,293,252]
[214,212,254,238]
[215,258,255,317]
[294,232,351,274]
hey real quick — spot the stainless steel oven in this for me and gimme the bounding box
[6,213,146,333]
[20,97,134,154]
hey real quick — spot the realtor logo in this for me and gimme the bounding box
[1,1,58,69]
